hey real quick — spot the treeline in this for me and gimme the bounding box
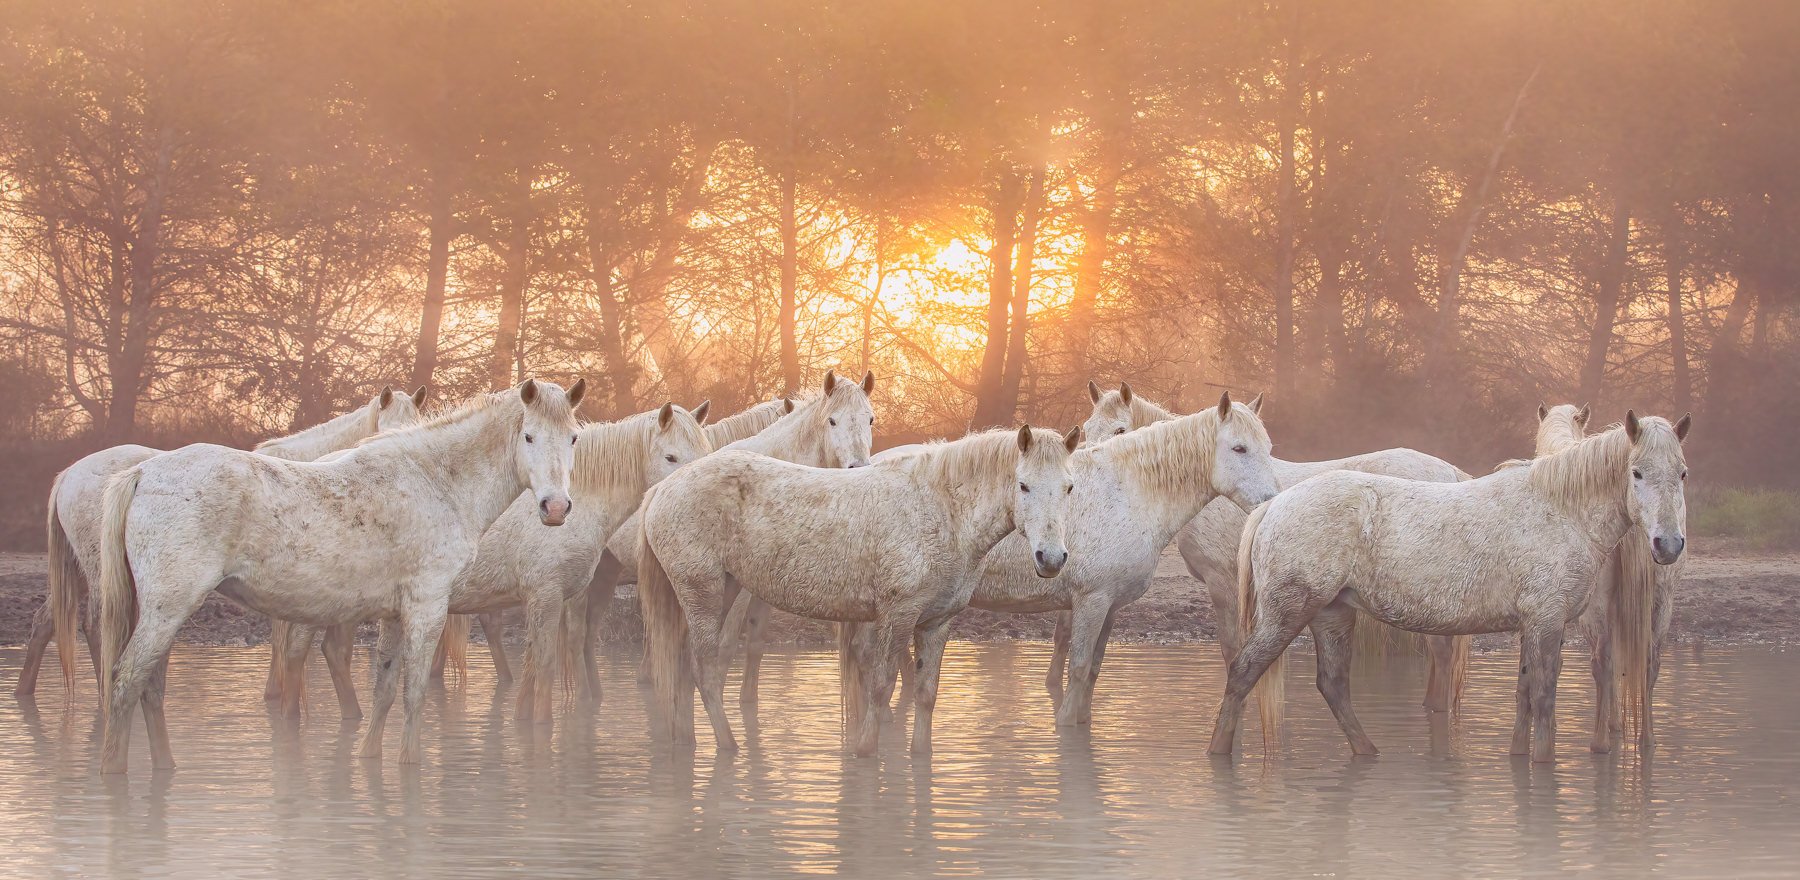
[1,0,1796,486]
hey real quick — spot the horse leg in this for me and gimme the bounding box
[1643,585,1674,753]
[100,600,192,774]
[1208,575,1243,665]
[397,607,450,765]
[83,596,104,691]
[1589,620,1615,754]
[356,619,404,759]
[141,656,177,770]
[1056,599,1112,727]
[739,597,771,709]
[477,610,512,683]
[275,623,316,719]
[1311,601,1377,756]
[1523,622,1566,764]
[1207,605,1312,755]
[322,622,361,721]
[14,598,55,697]
[516,593,559,724]
[684,601,737,753]
[1509,639,1533,756]
[1423,636,1455,713]
[909,618,951,757]
[1045,610,1071,706]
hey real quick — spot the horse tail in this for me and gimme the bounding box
[1238,501,1285,745]
[267,620,306,712]
[557,590,586,703]
[97,468,143,709]
[438,614,471,680]
[837,621,866,746]
[1611,535,1657,745]
[638,527,691,741]
[46,468,84,690]
[1446,635,1472,712]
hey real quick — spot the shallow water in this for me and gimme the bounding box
[3,641,1798,879]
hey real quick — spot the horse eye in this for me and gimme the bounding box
[1681,471,1688,480]
[829,418,838,427]
[1632,469,1642,480]
[665,454,677,463]
[570,436,578,446]
[524,434,534,444]
[1232,444,1247,454]
[1064,484,1073,495]
[1019,482,1030,493]
[1114,427,1126,435]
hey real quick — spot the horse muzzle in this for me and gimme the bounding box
[1033,547,1068,579]
[1651,534,1685,565]
[539,496,572,526]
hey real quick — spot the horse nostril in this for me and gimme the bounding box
[1035,550,1046,563]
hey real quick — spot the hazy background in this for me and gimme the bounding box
[1,0,1796,545]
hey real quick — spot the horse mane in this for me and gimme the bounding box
[1129,394,1178,429]
[355,389,523,450]
[891,428,1022,489]
[1535,405,1587,455]
[1099,407,1234,505]
[1526,421,1679,514]
[255,397,378,459]
[705,398,789,448]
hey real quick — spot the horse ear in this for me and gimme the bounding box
[1247,392,1264,415]
[1674,413,1692,442]
[782,398,795,414]
[520,379,538,405]
[1625,409,1641,443]
[412,385,429,408]
[657,402,675,431]
[379,385,394,409]
[861,370,875,394]
[691,400,711,426]
[1087,380,1102,403]
[1119,382,1134,405]
[1016,423,1034,453]
[567,377,587,409]
[1063,425,1082,453]
[823,369,837,395]
[1537,402,1548,422]
[1577,403,1591,427]
[1217,391,1232,418]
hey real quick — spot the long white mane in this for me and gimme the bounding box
[1526,421,1678,515]
[255,398,381,460]
[705,398,790,448]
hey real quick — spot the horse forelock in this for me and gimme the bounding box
[704,398,790,448]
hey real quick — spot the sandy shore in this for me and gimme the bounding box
[4,544,1796,651]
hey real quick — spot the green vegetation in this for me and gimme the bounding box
[1690,487,1800,551]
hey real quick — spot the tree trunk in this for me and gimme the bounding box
[1666,230,1691,415]
[487,170,532,391]
[584,225,636,417]
[411,171,454,390]
[628,138,721,379]
[106,130,175,443]
[778,79,801,397]
[1271,37,1300,405]
[972,171,1022,427]
[997,162,1046,421]
[1069,5,1125,374]
[1579,199,1631,403]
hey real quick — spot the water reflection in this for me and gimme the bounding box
[2,642,1798,877]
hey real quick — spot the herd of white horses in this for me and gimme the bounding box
[15,369,1692,774]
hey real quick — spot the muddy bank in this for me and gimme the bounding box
[3,546,1797,650]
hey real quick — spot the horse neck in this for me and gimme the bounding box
[258,403,376,461]
[573,418,652,518]
[1535,414,1585,456]
[704,401,786,448]
[1130,397,1178,430]
[368,398,525,534]
[726,404,826,466]
[1104,412,1222,539]
[901,434,1020,566]
[1527,427,1633,548]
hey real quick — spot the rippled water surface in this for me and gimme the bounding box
[3,642,1798,878]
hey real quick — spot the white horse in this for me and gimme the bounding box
[594,371,875,687]
[642,424,1080,757]
[1532,403,1683,753]
[94,379,583,773]
[1080,382,1474,712]
[1210,411,1691,763]
[884,393,1278,728]
[440,402,711,723]
[32,386,425,701]
[561,396,793,695]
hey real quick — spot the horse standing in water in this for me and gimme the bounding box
[1210,411,1690,763]
[31,385,426,703]
[1079,382,1473,712]
[93,379,582,773]
[642,425,1079,757]
[440,402,711,723]
[1532,403,1683,753]
[904,394,1278,728]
